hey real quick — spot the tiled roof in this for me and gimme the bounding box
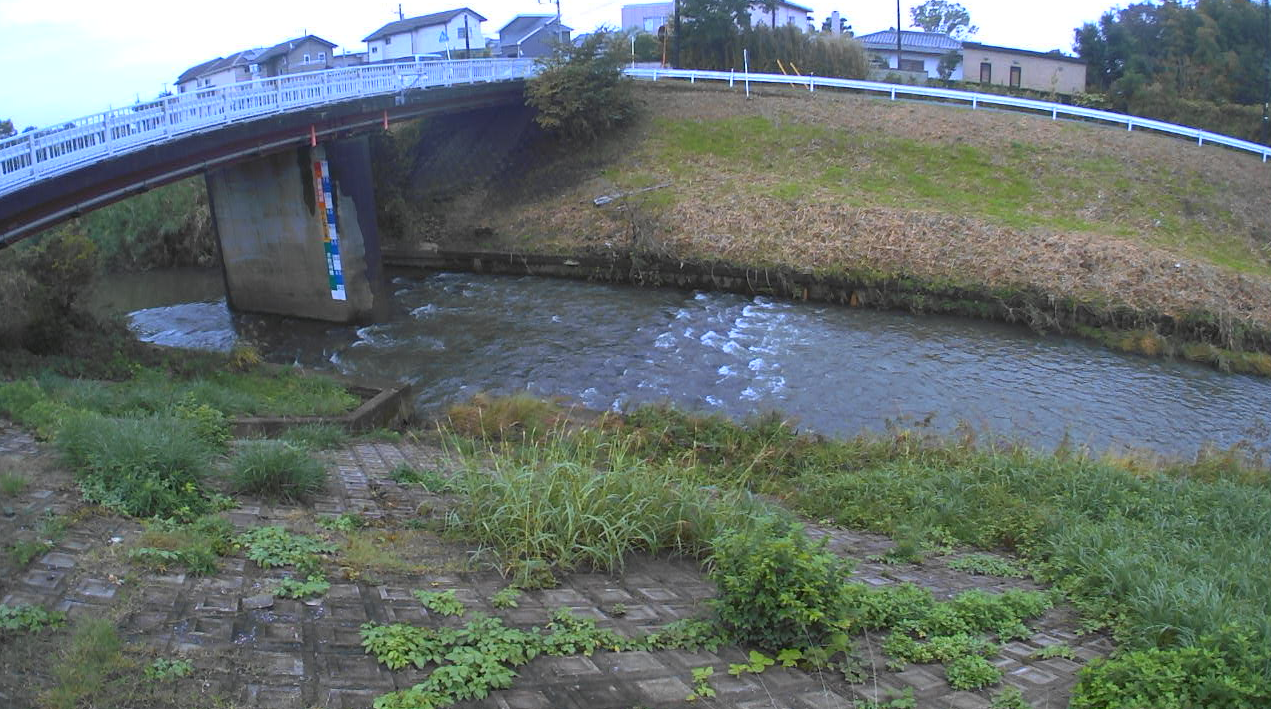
[499,15,571,44]
[178,49,264,83]
[857,29,962,53]
[255,35,336,63]
[363,8,487,42]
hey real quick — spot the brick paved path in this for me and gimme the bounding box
[0,429,1110,708]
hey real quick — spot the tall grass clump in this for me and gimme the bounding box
[229,440,326,502]
[57,412,216,519]
[447,432,779,585]
[445,392,576,442]
[281,423,350,451]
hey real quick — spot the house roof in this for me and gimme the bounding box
[498,15,571,45]
[363,8,487,42]
[255,34,336,63]
[177,48,265,83]
[962,41,1086,65]
[857,29,961,53]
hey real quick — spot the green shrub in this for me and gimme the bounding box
[0,603,66,635]
[57,412,214,519]
[709,518,854,651]
[236,526,334,569]
[945,654,1004,690]
[1072,644,1270,708]
[525,30,637,142]
[172,396,231,450]
[229,440,326,502]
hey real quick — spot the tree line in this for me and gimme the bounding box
[1075,0,1271,141]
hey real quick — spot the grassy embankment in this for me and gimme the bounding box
[437,395,1271,708]
[420,84,1271,374]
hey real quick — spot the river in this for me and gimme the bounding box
[112,268,1271,456]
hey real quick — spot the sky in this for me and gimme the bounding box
[0,0,1123,129]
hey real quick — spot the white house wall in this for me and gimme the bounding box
[368,12,485,62]
[749,5,809,31]
[871,50,963,80]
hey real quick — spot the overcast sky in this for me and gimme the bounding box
[0,0,1122,128]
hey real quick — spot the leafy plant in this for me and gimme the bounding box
[607,602,627,617]
[990,686,1032,709]
[728,649,775,676]
[945,654,1004,690]
[273,574,331,599]
[687,666,716,701]
[228,440,326,502]
[860,687,917,709]
[413,589,466,617]
[490,587,521,609]
[1032,643,1076,661]
[236,526,334,569]
[390,464,453,492]
[948,553,1027,578]
[709,518,854,651]
[144,657,193,681]
[128,514,233,575]
[0,604,66,634]
[317,512,366,532]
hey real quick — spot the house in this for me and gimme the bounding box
[252,35,337,76]
[856,30,1086,93]
[856,29,963,80]
[363,8,487,61]
[498,15,571,58]
[175,35,339,94]
[961,42,1085,94]
[621,1,812,34]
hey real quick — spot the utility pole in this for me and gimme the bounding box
[398,4,404,20]
[673,0,681,68]
[464,14,471,57]
[896,0,902,71]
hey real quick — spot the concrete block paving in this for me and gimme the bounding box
[0,428,1107,708]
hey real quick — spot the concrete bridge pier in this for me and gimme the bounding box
[206,136,387,323]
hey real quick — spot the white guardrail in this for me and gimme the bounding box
[0,58,536,197]
[624,67,1271,163]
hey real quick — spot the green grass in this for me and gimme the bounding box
[0,470,28,496]
[653,114,1268,275]
[281,423,351,450]
[228,440,327,503]
[441,398,1271,705]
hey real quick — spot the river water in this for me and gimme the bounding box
[117,268,1271,456]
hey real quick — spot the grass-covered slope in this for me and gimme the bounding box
[434,83,1271,363]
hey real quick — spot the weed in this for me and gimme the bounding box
[236,526,334,569]
[282,423,350,451]
[687,666,716,701]
[445,392,569,441]
[1032,643,1077,661]
[710,518,855,651]
[43,618,126,709]
[10,539,53,566]
[990,686,1032,709]
[948,553,1027,578]
[228,344,263,371]
[228,440,326,502]
[144,657,193,681]
[413,589,466,617]
[317,512,366,532]
[273,574,331,599]
[0,470,28,496]
[490,587,521,609]
[128,514,233,575]
[0,603,66,635]
[945,654,1005,690]
[390,464,453,492]
[58,412,214,519]
[607,602,627,617]
[728,649,776,676]
[859,687,917,709]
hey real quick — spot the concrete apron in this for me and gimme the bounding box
[207,137,387,324]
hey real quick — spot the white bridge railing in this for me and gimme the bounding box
[624,67,1271,163]
[0,58,536,198]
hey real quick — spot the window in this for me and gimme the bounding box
[1009,65,1022,88]
[318,51,326,61]
[643,17,661,32]
[303,53,310,63]
[372,46,379,53]
[385,35,392,44]
[458,26,467,39]
[980,61,992,83]
[249,63,259,73]
[899,58,924,73]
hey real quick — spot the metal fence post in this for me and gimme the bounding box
[27,132,36,179]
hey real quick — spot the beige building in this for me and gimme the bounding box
[961,42,1086,95]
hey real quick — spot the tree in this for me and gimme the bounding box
[821,14,852,35]
[937,49,962,80]
[0,119,14,139]
[909,0,978,39]
[680,0,754,67]
[525,29,637,142]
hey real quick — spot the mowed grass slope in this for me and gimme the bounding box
[476,84,1271,343]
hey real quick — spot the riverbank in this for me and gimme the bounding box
[394,83,1271,374]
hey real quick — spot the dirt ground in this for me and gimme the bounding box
[0,421,1109,708]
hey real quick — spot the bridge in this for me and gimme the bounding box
[5,59,1268,323]
[0,58,534,323]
